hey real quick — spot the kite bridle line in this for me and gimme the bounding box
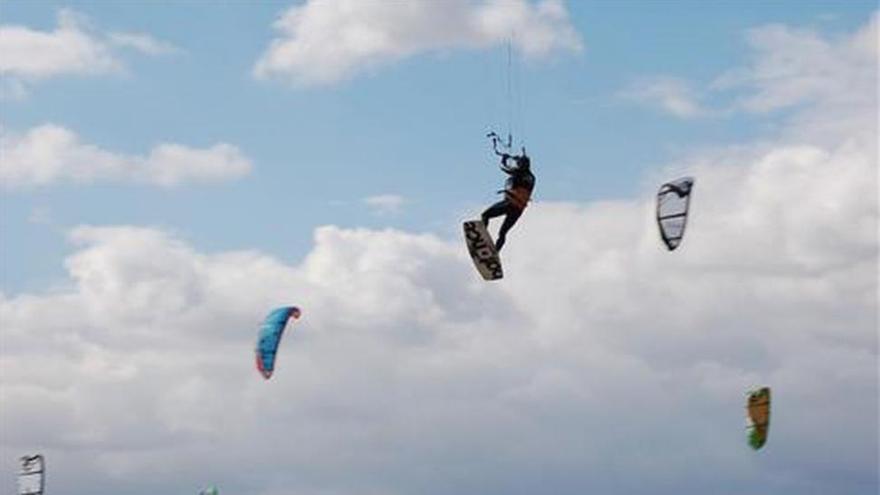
[507,32,528,152]
[506,36,513,146]
[485,33,527,159]
[487,131,513,157]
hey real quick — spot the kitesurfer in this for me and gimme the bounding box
[481,135,535,252]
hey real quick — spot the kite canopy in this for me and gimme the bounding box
[17,454,44,495]
[746,386,771,450]
[199,487,219,495]
[255,306,301,379]
[656,177,695,251]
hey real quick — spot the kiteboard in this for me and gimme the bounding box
[462,220,503,281]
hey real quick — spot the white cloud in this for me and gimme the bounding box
[0,9,178,98]
[364,194,407,215]
[108,32,180,56]
[713,13,878,115]
[0,124,253,188]
[619,77,707,118]
[0,9,120,79]
[253,0,583,86]
[623,12,878,124]
[0,134,875,491]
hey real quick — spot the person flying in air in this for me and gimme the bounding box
[481,133,536,252]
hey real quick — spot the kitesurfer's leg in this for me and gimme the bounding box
[481,199,509,228]
[495,207,523,252]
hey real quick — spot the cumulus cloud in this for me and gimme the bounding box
[0,9,178,98]
[0,137,875,492]
[0,12,877,495]
[107,32,180,56]
[619,76,707,118]
[364,194,407,215]
[0,124,253,188]
[713,13,878,115]
[623,12,878,122]
[253,0,583,86]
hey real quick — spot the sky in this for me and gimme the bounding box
[0,1,877,494]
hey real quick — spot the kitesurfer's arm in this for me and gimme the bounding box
[500,155,522,174]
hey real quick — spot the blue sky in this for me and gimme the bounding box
[2,1,874,292]
[0,2,877,494]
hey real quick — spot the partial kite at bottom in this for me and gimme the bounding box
[255,306,301,379]
[746,386,771,450]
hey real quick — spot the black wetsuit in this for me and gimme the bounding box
[481,155,535,252]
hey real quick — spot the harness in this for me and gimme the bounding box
[504,187,531,209]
